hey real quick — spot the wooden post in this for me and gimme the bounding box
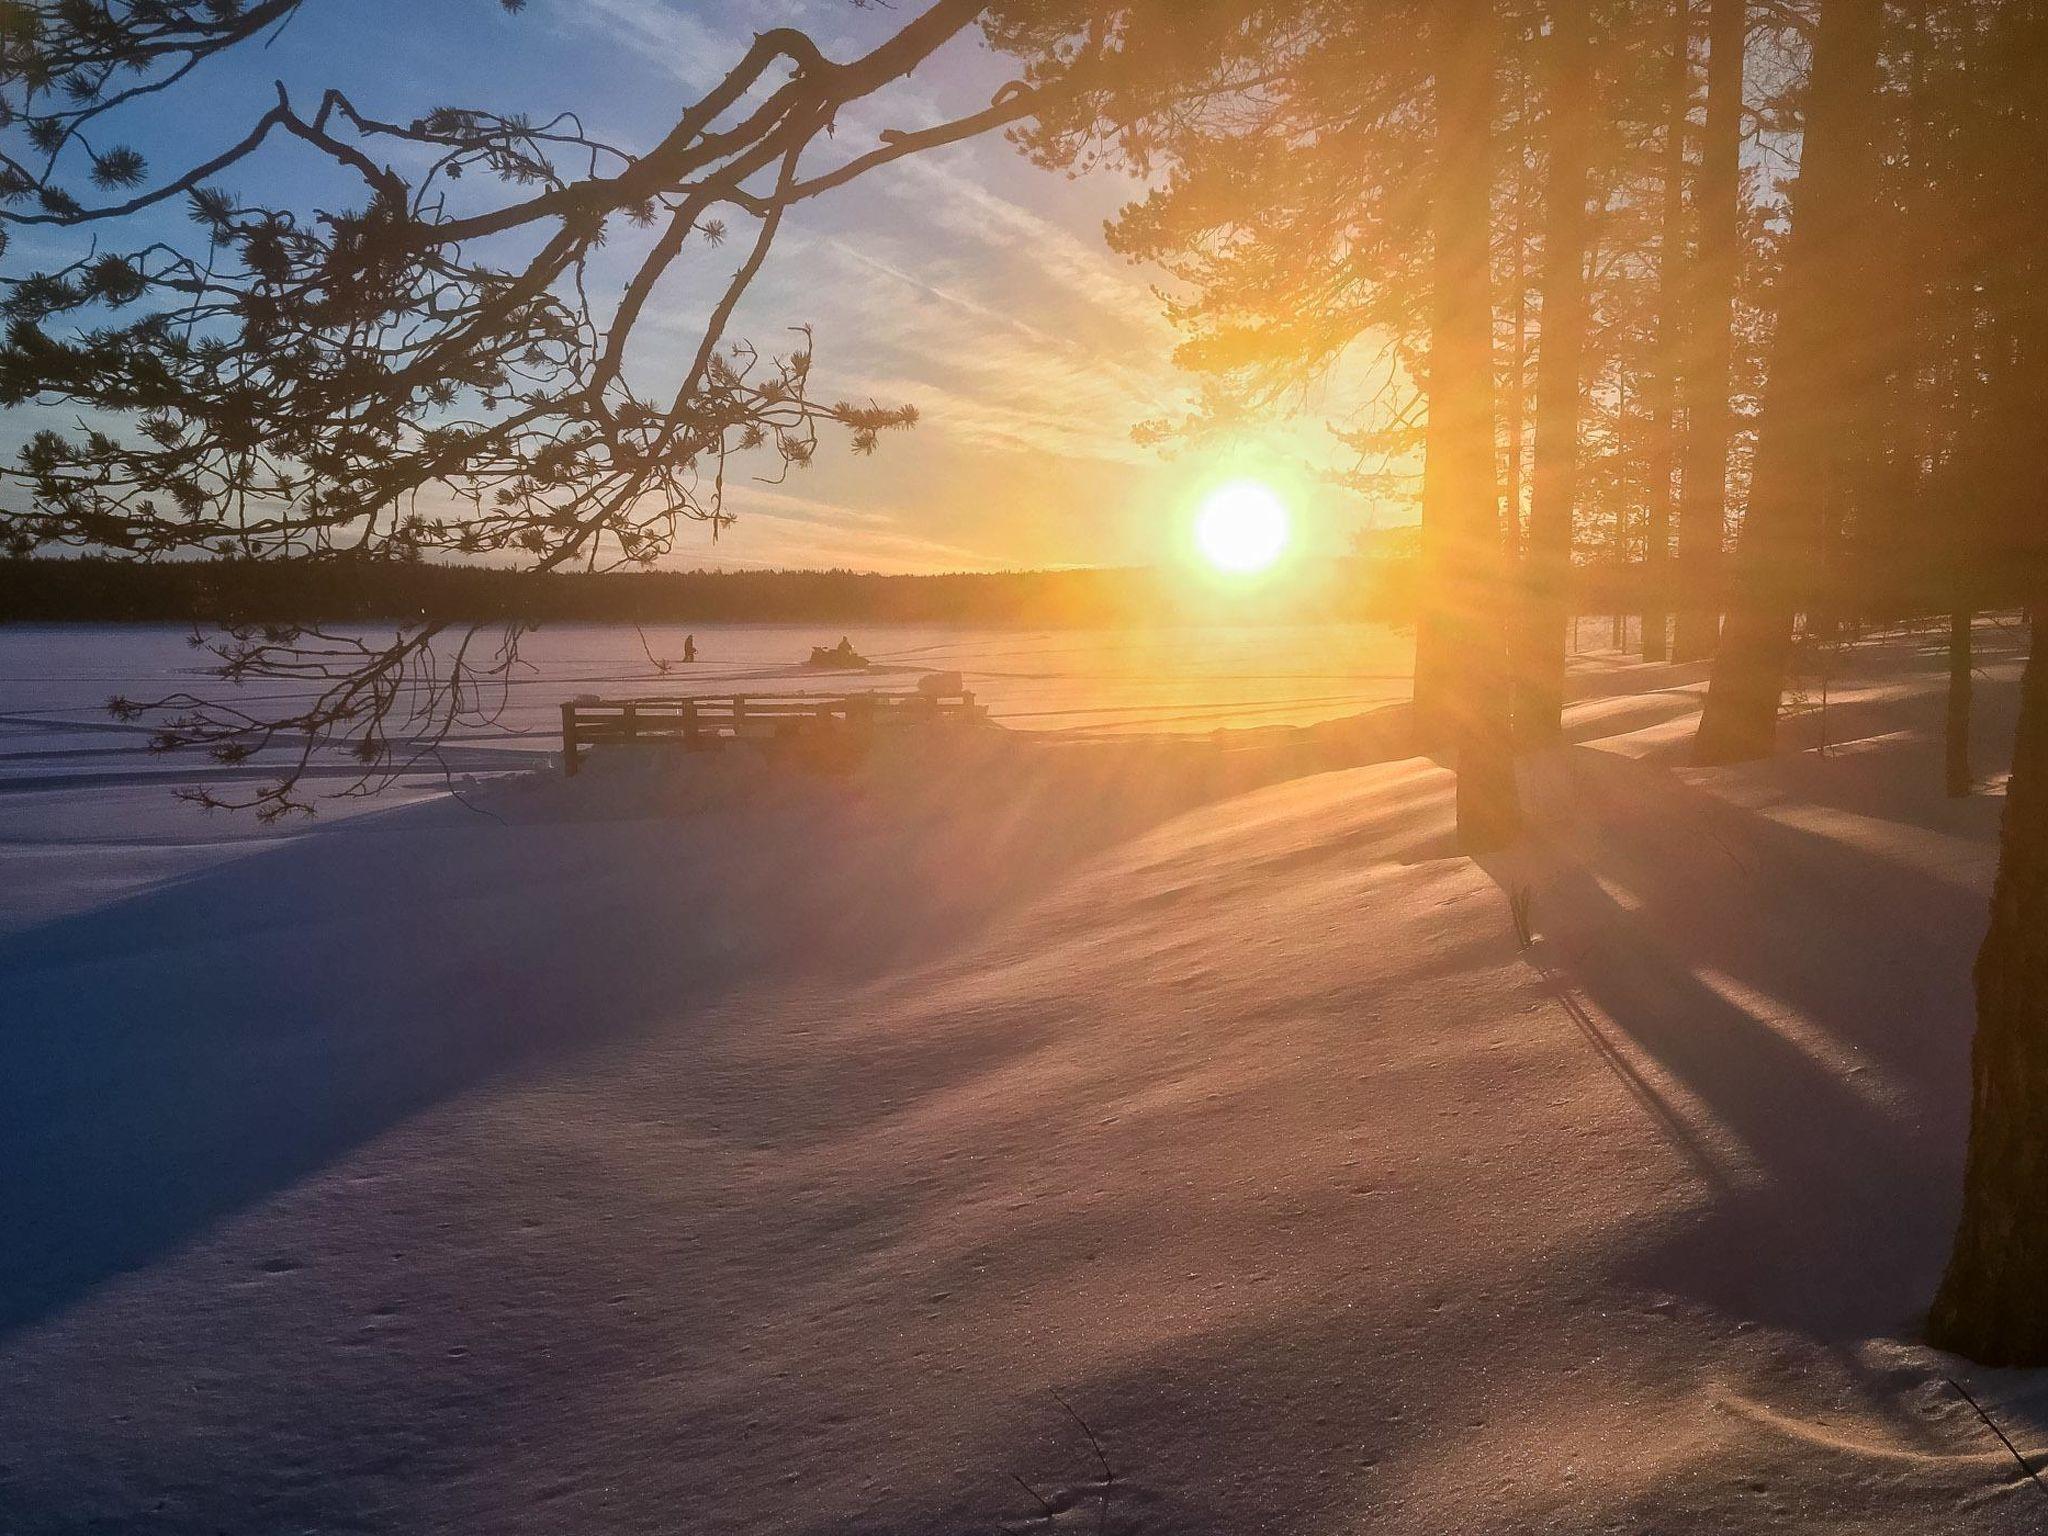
[561,701,580,776]
[682,698,697,745]
[733,696,747,736]
[623,702,639,743]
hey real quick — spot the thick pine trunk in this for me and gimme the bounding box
[1930,622,2048,1364]
[1642,0,1690,664]
[1513,0,1594,748]
[1413,599,1456,742]
[1672,0,1743,664]
[1428,0,1518,850]
[1947,611,1973,798]
[1504,173,1530,574]
[1693,0,1882,764]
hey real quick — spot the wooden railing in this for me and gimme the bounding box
[560,688,981,775]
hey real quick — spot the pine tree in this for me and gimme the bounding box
[1672,0,1745,663]
[1694,0,1885,763]
[1512,0,1596,746]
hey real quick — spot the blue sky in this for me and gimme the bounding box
[9,1,1371,573]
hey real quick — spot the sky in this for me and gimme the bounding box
[8,0,1379,575]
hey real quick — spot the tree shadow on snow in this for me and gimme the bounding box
[0,709,1419,1340]
[1493,725,2009,1340]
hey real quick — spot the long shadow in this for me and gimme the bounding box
[1,799,754,1340]
[1505,739,2001,1337]
[1621,623,2030,774]
[0,711,1419,1339]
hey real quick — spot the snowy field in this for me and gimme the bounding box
[3,618,2047,1533]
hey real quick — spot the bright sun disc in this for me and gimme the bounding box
[1195,481,1290,573]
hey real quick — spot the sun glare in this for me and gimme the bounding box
[1194,481,1291,574]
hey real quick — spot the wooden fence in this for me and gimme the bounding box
[559,688,982,775]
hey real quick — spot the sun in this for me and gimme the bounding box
[1194,480,1291,574]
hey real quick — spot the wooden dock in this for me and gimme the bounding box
[559,687,982,775]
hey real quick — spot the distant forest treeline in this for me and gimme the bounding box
[0,555,1425,627]
[3,554,2025,629]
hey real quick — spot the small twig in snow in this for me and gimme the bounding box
[1011,1473,1056,1521]
[1051,1389,1114,1534]
[1944,1375,2048,1503]
[1508,884,1535,949]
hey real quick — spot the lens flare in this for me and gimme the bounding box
[1194,481,1291,573]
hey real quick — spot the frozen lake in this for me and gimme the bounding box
[0,620,1416,793]
[0,621,1415,931]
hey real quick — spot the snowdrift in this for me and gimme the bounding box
[1,623,2044,1534]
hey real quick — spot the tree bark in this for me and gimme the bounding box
[1513,0,1595,747]
[1930,619,2048,1364]
[1693,0,1883,764]
[1672,0,1743,664]
[1504,126,1531,574]
[1643,0,1691,664]
[1946,610,1973,798]
[1427,0,1518,849]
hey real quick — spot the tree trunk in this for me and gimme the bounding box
[1514,0,1595,748]
[1643,0,1691,664]
[1504,136,1531,574]
[1947,611,1974,797]
[1672,0,1743,664]
[1693,0,1883,764]
[1413,589,1456,738]
[1428,0,1518,850]
[1930,619,2048,1365]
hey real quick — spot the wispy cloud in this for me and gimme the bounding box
[526,1,1224,567]
[548,0,734,89]
[702,483,1007,572]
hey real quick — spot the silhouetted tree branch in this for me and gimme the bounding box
[0,0,1049,815]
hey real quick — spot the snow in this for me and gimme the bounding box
[2,618,2045,1533]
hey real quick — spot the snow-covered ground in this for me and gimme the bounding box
[2,618,2044,1533]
